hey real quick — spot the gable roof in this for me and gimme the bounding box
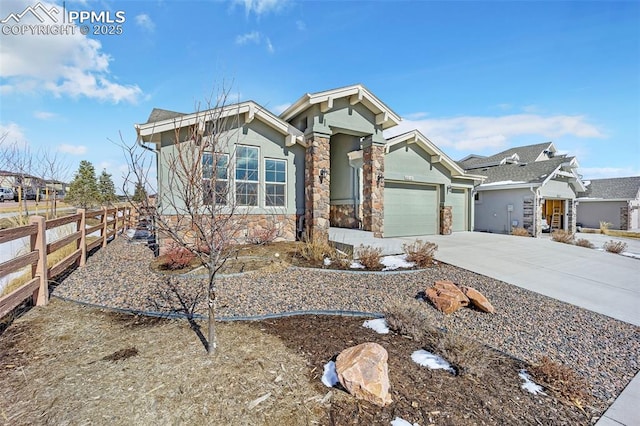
[385,130,485,181]
[460,142,555,170]
[137,101,304,146]
[476,156,579,188]
[146,108,185,123]
[579,176,640,200]
[279,84,402,130]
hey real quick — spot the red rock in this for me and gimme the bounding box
[425,280,470,314]
[460,286,495,313]
[335,342,392,407]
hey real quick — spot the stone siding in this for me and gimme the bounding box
[620,205,629,230]
[157,213,296,255]
[304,135,331,239]
[362,142,384,237]
[567,199,576,234]
[440,206,452,235]
[330,204,360,229]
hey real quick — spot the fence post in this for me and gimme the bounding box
[29,216,48,307]
[77,209,86,267]
[102,206,108,248]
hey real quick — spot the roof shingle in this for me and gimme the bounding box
[579,177,640,200]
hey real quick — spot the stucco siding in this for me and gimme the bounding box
[576,200,626,229]
[158,118,303,216]
[474,188,532,233]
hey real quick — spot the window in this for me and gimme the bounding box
[202,153,228,205]
[235,146,259,206]
[265,159,286,207]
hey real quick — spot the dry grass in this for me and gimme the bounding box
[0,298,326,425]
[529,356,591,406]
[355,244,383,270]
[402,239,438,267]
[511,227,530,237]
[551,230,575,244]
[575,239,595,249]
[297,232,337,263]
[603,240,627,254]
[383,299,439,342]
[599,221,612,233]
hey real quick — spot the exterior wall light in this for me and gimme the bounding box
[377,172,384,187]
[319,168,329,183]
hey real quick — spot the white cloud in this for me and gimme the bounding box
[233,0,289,16]
[266,37,274,53]
[296,20,306,31]
[34,111,57,120]
[272,103,291,115]
[579,167,640,179]
[385,114,606,152]
[0,0,142,103]
[135,13,155,32]
[0,122,28,148]
[235,31,261,45]
[57,144,87,155]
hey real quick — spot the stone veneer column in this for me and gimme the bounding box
[440,206,452,235]
[362,141,384,237]
[567,199,577,233]
[304,134,331,239]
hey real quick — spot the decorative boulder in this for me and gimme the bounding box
[460,286,495,313]
[335,342,392,407]
[425,280,470,314]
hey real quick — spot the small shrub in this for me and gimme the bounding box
[298,232,336,263]
[599,221,612,233]
[551,230,574,244]
[403,240,438,267]
[160,245,195,270]
[529,356,591,406]
[247,227,278,245]
[511,227,530,237]
[603,240,627,254]
[356,244,383,270]
[383,299,439,342]
[575,238,594,249]
[427,331,495,378]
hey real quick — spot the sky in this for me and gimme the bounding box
[0,0,638,193]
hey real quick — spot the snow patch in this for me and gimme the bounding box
[363,318,389,334]
[322,361,339,387]
[411,350,455,373]
[479,180,526,187]
[381,255,414,271]
[518,370,546,395]
[349,261,365,269]
[323,257,332,266]
[391,417,420,426]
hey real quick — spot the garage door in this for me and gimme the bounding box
[449,188,467,232]
[384,182,438,237]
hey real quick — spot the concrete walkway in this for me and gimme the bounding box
[329,228,640,425]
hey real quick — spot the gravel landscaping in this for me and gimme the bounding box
[53,237,639,410]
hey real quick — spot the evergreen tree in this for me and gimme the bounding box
[66,160,99,209]
[98,169,117,206]
[132,181,148,203]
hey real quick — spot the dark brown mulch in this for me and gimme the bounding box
[256,315,592,426]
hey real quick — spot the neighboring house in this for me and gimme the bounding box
[576,177,640,230]
[0,170,48,197]
[135,84,484,248]
[460,142,586,237]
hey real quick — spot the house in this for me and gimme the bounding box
[135,84,484,249]
[576,176,640,230]
[460,142,586,236]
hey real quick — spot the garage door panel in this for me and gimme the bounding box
[449,189,467,232]
[385,182,438,237]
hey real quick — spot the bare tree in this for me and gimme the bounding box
[38,149,71,217]
[121,87,250,354]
